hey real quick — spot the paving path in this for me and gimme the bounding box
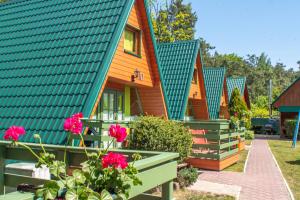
[190,139,293,200]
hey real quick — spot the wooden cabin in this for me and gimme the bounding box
[0,0,167,144]
[157,40,209,120]
[203,67,230,119]
[227,77,251,109]
[272,77,300,137]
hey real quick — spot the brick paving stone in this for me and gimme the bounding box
[190,139,292,200]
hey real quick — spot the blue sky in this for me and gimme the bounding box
[183,0,300,70]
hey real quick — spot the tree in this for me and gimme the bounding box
[228,88,248,119]
[151,0,197,42]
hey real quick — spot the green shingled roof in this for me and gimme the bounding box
[157,40,200,120]
[226,77,246,100]
[0,0,136,144]
[203,67,226,119]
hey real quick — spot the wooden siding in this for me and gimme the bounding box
[273,79,300,108]
[91,0,167,118]
[220,79,230,119]
[138,83,168,117]
[188,54,209,120]
[108,0,158,87]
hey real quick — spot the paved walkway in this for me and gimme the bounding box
[190,139,292,200]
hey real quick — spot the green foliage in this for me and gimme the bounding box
[200,38,298,108]
[128,116,193,161]
[245,130,255,140]
[151,0,197,42]
[284,119,299,138]
[176,167,198,188]
[228,88,248,118]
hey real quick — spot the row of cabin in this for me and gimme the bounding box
[0,0,250,145]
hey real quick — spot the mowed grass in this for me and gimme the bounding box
[224,149,249,172]
[174,190,235,200]
[268,140,300,199]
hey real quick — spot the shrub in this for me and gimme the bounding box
[245,130,255,140]
[284,119,299,138]
[128,116,193,161]
[229,88,251,129]
[176,167,198,188]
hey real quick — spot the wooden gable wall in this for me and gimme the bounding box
[273,79,300,108]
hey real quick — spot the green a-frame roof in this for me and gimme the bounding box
[203,67,226,119]
[227,77,246,100]
[0,0,161,145]
[157,40,202,120]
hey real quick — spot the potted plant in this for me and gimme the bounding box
[3,113,142,200]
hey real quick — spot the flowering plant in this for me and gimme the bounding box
[4,113,142,200]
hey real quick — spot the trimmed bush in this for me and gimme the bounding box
[245,130,255,140]
[128,116,193,161]
[176,167,198,188]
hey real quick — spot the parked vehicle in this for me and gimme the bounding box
[251,118,280,135]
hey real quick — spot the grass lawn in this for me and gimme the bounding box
[173,190,235,200]
[224,149,249,172]
[268,140,300,199]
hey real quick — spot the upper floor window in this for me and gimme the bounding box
[124,26,141,56]
[192,68,198,84]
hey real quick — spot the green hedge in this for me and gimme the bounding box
[128,116,193,161]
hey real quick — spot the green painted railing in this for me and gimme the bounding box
[184,120,245,160]
[70,119,131,148]
[0,141,178,200]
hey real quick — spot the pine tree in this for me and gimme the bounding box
[228,88,248,119]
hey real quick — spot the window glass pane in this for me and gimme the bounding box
[109,93,114,120]
[118,94,123,111]
[124,29,135,52]
[102,93,109,120]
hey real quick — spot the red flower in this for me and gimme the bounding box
[109,124,127,142]
[64,113,83,134]
[102,152,128,169]
[4,126,26,141]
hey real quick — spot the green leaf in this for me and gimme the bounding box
[65,189,79,200]
[87,192,102,200]
[66,176,75,189]
[49,161,66,177]
[72,169,86,185]
[116,193,128,200]
[100,190,113,200]
[36,180,60,200]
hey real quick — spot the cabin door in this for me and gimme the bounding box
[98,90,124,121]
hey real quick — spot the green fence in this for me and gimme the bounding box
[70,119,131,148]
[184,120,245,160]
[0,141,178,200]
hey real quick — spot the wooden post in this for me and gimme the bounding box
[0,146,5,195]
[162,181,173,200]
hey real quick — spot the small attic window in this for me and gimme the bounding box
[124,26,141,57]
[192,68,198,84]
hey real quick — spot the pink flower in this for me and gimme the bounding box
[4,126,26,141]
[63,113,83,134]
[102,152,128,169]
[109,124,127,142]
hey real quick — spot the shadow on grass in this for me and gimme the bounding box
[286,160,300,165]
